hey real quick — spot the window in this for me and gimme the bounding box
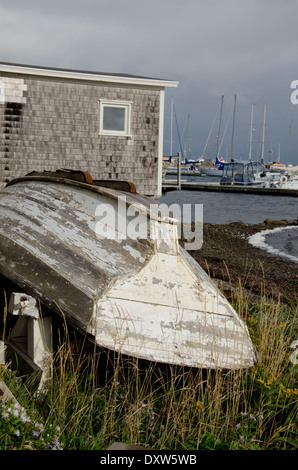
[99,100,132,136]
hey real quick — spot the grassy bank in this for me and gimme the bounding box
[1,288,297,451]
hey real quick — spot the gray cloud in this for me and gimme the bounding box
[0,0,297,163]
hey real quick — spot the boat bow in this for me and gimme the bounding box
[0,171,257,369]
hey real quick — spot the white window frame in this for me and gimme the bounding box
[99,99,132,137]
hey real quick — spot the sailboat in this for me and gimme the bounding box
[202,157,225,176]
[203,95,226,176]
[164,106,201,176]
[220,103,271,186]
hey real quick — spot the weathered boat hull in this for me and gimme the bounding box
[0,172,257,369]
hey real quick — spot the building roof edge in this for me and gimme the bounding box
[0,62,179,88]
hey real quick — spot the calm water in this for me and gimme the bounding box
[248,226,298,263]
[160,176,297,224]
[264,227,298,262]
[158,175,298,262]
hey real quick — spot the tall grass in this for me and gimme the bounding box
[1,287,297,450]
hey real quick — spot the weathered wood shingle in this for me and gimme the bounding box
[0,64,178,195]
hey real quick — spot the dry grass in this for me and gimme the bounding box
[1,285,297,450]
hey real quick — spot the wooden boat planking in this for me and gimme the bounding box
[0,170,257,370]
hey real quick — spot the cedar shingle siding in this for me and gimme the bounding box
[0,65,178,195]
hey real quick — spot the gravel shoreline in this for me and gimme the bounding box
[188,219,298,304]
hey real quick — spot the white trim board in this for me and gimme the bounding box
[0,62,179,89]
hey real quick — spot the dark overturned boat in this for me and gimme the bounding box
[0,170,257,371]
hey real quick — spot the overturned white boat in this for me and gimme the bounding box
[0,170,257,370]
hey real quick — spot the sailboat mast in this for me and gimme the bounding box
[261,103,266,163]
[170,97,174,158]
[216,94,224,158]
[249,104,254,161]
[231,94,237,160]
[184,113,191,161]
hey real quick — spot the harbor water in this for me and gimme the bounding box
[158,175,298,262]
[248,226,298,263]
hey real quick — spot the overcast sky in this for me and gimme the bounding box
[1,0,298,164]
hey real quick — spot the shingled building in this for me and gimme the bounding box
[0,62,178,196]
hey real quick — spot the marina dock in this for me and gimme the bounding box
[162,181,298,196]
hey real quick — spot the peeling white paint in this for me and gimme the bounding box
[0,177,257,369]
[0,77,27,104]
[93,249,256,369]
[122,245,146,263]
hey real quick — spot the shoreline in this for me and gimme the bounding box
[187,219,298,303]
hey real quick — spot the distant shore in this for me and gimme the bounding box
[188,219,298,303]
